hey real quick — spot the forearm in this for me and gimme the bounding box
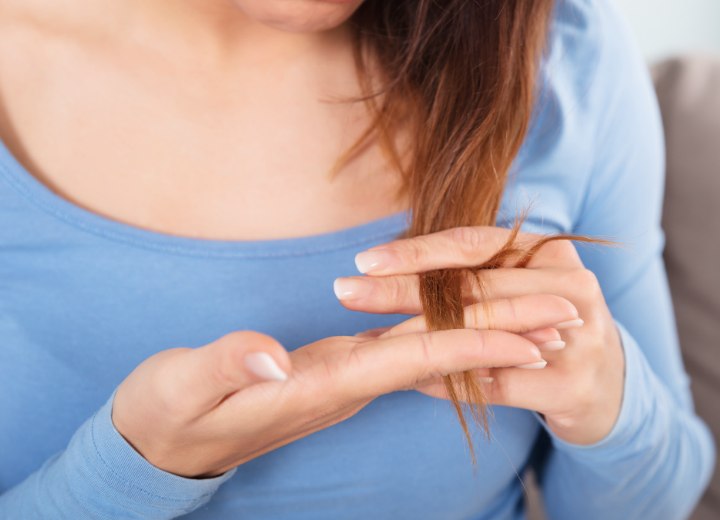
[0,393,235,520]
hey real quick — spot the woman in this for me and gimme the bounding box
[0,0,714,518]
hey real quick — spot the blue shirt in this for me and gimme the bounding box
[0,0,715,518]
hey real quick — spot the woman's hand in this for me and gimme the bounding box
[334,226,625,445]
[112,319,551,479]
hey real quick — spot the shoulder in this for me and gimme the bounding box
[541,0,659,156]
[546,0,640,76]
[503,0,663,234]
[548,0,660,137]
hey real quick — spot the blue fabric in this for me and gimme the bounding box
[0,0,714,518]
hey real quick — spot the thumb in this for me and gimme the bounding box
[184,330,291,409]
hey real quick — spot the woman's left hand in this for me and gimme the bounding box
[333,225,625,445]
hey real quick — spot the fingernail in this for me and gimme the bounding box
[517,360,547,369]
[478,377,495,383]
[354,248,395,274]
[244,352,288,381]
[555,318,584,329]
[539,340,566,351]
[333,277,372,300]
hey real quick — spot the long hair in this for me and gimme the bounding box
[333,0,606,464]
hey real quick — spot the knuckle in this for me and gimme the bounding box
[555,238,578,257]
[450,226,485,262]
[418,332,435,366]
[401,238,429,267]
[548,238,579,260]
[467,302,487,329]
[415,333,437,381]
[532,238,580,265]
[561,268,599,295]
[474,329,488,360]
[504,297,521,325]
[385,276,409,306]
[462,270,485,304]
[573,268,601,297]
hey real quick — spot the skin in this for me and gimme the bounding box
[337,227,626,445]
[0,0,402,240]
[0,0,625,478]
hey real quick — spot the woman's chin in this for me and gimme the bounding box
[229,0,364,34]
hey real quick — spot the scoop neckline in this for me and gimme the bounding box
[0,136,411,259]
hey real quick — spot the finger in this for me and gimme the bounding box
[416,366,550,408]
[353,226,582,276]
[358,326,562,352]
[519,327,567,352]
[522,327,563,347]
[481,367,553,411]
[415,369,495,400]
[376,294,577,339]
[417,365,495,386]
[342,328,544,400]
[335,267,595,316]
[178,330,291,410]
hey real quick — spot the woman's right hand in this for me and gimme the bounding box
[112,295,572,479]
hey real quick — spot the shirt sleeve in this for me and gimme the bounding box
[527,1,716,518]
[0,391,236,519]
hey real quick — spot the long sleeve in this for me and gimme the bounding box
[0,392,236,520]
[526,1,716,518]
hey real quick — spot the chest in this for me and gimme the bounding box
[0,231,539,519]
[0,28,406,241]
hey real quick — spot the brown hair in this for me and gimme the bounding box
[336,0,609,464]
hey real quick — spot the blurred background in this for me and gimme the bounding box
[618,0,720,60]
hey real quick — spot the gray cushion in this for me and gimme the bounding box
[653,55,720,520]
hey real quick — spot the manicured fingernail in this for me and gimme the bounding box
[517,360,547,369]
[478,377,495,383]
[333,277,372,300]
[539,340,566,351]
[244,352,288,381]
[354,248,395,274]
[555,318,584,329]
